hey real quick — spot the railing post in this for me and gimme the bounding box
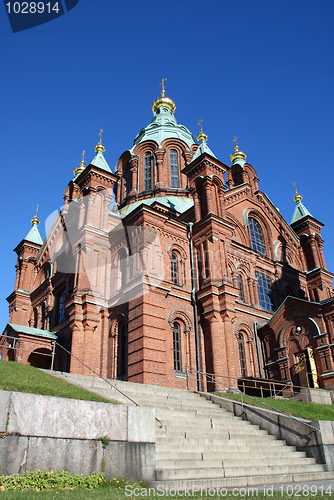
[51,340,56,371]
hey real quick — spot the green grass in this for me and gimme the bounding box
[214,391,334,421]
[0,361,116,404]
[0,484,332,499]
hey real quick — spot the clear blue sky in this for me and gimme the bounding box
[1,0,333,328]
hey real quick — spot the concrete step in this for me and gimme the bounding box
[156,456,317,470]
[148,471,334,490]
[158,428,269,440]
[155,463,325,481]
[156,447,304,461]
[46,371,330,489]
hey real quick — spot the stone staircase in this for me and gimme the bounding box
[48,371,334,489]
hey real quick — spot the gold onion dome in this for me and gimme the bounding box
[230,136,246,163]
[74,150,86,176]
[31,205,40,225]
[152,78,176,114]
[95,129,106,153]
[197,119,208,142]
[293,182,302,202]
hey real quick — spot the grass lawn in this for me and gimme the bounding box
[214,392,334,421]
[0,485,332,499]
[0,360,115,404]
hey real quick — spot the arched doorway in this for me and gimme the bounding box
[28,348,52,369]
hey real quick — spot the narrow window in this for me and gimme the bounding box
[237,274,244,301]
[171,252,178,285]
[57,289,66,324]
[170,150,179,188]
[144,152,152,190]
[249,217,266,256]
[116,249,127,291]
[238,333,247,377]
[173,322,181,371]
[117,321,127,379]
[125,163,131,195]
[256,271,273,311]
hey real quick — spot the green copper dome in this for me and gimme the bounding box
[132,95,196,151]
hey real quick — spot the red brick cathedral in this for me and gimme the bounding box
[2,86,334,392]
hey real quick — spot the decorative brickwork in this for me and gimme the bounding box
[1,92,334,391]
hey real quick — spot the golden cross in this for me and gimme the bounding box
[198,119,203,133]
[82,150,85,163]
[35,204,39,218]
[99,129,103,144]
[292,180,297,194]
[233,136,238,151]
[159,78,167,96]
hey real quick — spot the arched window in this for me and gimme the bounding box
[256,271,273,311]
[144,152,152,191]
[249,217,266,256]
[56,289,66,324]
[237,274,244,301]
[117,321,127,379]
[238,333,247,377]
[170,150,179,188]
[116,249,127,291]
[125,163,131,195]
[171,252,178,285]
[173,322,181,371]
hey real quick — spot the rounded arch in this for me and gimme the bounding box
[167,243,187,261]
[28,348,52,369]
[235,323,256,377]
[244,209,273,259]
[109,313,128,380]
[235,322,254,342]
[168,310,192,332]
[226,215,248,246]
[279,316,320,348]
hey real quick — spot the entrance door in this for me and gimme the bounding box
[307,347,319,388]
[295,348,319,388]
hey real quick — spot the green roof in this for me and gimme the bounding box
[191,139,217,161]
[5,323,57,340]
[291,199,313,224]
[90,150,112,173]
[120,196,194,218]
[24,223,43,246]
[131,103,195,150]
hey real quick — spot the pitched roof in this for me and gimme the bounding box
[24,224,43,246]
[6,323,57,340]
[291,199,313,224]
[90,150,112,173]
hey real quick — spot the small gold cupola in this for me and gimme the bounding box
[152,78,176,114]
[95,129,106,153]
[31,205,40,225]
[74,150,86,176]
[293,181,302,202]
[197,119,208,142]
[230,136,247,165]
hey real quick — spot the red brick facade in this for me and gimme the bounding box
[2,92,334,391]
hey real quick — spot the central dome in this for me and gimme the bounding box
[132,93,195,151]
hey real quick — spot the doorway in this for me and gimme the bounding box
[295,347,319,388]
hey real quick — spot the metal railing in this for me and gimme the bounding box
[0,337,162,425]
[187,367,321,434]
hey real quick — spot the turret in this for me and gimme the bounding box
[291,184,334,301]
[7,207,43,325]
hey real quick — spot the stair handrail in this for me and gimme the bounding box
[189,367,321,435]
[54,342,163,426]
